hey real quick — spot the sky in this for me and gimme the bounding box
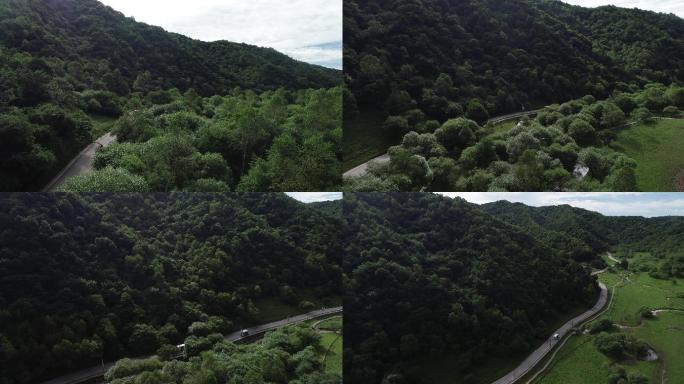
[286,192,342,203]
[98,0,342,69]
[561,0,684,18]
[438,193,684,217]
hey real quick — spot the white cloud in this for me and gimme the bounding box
[98,0,342,68]
[438,192,684,217]
[561,0,684,17]
[286,192,342,203]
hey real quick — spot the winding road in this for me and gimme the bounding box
[343,110,539,178]
[490,282,608,384]
[42,132,116,192]
[39,306,342,384]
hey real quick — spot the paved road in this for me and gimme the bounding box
[490,283,608,384]
[42,132,117,192]
[40,306,342,384]
[343,110,539,178]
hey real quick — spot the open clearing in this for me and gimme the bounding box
[536,270,684,384]
[611,118,684,191]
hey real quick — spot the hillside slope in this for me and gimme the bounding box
[344,0,683,125]
[0,193,341,383]
[344,193,597,383]
[0,0,340,95]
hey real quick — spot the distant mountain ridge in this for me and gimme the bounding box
[0,0,341,95]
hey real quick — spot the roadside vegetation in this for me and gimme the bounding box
[345,83,684,191]
[59,86,342,192]
[104,324,341,384]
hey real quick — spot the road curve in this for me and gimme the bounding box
[42,132,117,192]
[490,283,608,384]
[40,306,342,384]
[343,110,539,178]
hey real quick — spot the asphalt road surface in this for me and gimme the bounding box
[490,282,608,384]
[42,132,117,192]
[40,306,342,384]
[343,110,539,178]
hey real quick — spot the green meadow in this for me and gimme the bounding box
[611,118,684,191]
[536,268,684,384]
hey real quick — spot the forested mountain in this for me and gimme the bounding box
[343,193,598,383]
[481,200,684,278]
[0,0,341,191]
[345,0,683,124]
[1,0,339,95]
[0,193,341,383]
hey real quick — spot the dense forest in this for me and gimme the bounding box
[343,193,598,383]
[344,193,684,383]
[346,83,684,191]
[104,325,340,384]
[0,0,341,191]
[345,0,683,126]
[482,200,684,279]
[0,193,342,383]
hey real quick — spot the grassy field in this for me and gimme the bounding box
[611,118,684,191]
[343,108,399,170]
[320,332,342,375]
[535,268,684,384]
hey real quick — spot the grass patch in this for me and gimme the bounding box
[317,316,342,332]
[611,118,684,191]
[89,114,118,139]
[536,269,684,384]
[343,108,399,170]
[320,332,342,375]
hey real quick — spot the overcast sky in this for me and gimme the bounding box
[438,193,684,217]
[98,0,342,69]
[286,192,342,203]
[561,0,684,17]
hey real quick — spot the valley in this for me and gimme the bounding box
[536,260,684,384]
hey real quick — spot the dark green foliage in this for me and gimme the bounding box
[589,319,615,334]
[593,332,648,360]
[0,0,341,191]
[345,0,683,124]
[0,193,341,383]
[344,193,598,383]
